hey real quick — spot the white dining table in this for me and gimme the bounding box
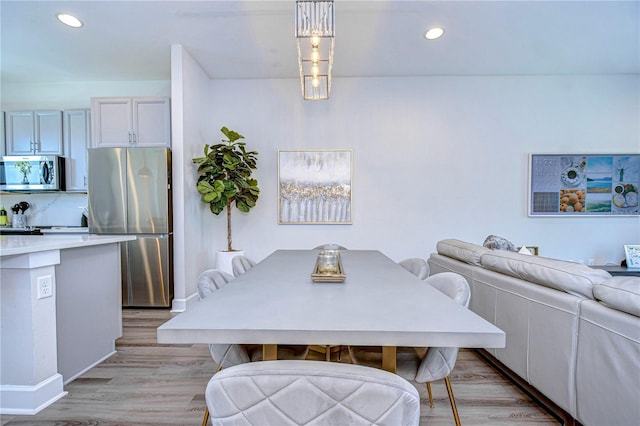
[157,249,505,372]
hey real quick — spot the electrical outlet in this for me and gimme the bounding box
[37,275,53,299]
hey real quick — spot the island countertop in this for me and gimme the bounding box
[0,234,136,257]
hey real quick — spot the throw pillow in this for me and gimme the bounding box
[483,235,517,252]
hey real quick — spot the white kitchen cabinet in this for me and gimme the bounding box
[64,109,90,192]
[5,110,64,155]
[91,97,171,147]
[1,112,5,157]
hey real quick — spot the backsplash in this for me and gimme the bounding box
[0,192,88,227]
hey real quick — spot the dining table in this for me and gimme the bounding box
[157,249,505,373]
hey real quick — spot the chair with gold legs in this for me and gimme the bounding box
[231,255,256,277]
[398,257,430,280]
[205,360,420,426]
[197,269,309,425]
[349,272,470,426]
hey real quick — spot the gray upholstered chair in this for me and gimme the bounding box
[205,360,420,426]
[398,257,430,280]
[349,272,470,426]
[197,269,234,300]
[231,255,256,277]
[196,269,308,426]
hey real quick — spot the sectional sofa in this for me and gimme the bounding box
[428,239,640,426]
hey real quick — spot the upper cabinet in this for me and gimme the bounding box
[64,109,91,192]
[5,110,64,155]
[1,112,5,157]
[91,97,171,148]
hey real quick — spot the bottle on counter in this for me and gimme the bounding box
[0,206,7,226]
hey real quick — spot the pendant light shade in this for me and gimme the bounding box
[295,1,335,100]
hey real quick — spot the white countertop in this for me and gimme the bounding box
[40,227,90,234]
[0,234,136,257]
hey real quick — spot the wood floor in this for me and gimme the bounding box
[1,309,560,426]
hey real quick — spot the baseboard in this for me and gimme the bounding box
[0,374,67,415]
[63,350,117,385]
[474,349,582,426]
[170,292,199,312]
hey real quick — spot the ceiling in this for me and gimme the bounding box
[1,0,639,85]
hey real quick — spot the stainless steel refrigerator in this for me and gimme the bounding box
[88,147,173,307]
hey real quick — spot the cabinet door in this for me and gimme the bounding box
[91,98,134,147]
[64,109,90,191]
[133,97,171,147]
[35,110,63,155]
[6,111,35,155]
[1,112,5,157]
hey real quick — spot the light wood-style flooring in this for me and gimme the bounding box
[1,309,560,426]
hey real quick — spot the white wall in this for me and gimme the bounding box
[204,75,639,266]
[170,45,216,311]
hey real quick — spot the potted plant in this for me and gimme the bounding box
[193,126,260,260]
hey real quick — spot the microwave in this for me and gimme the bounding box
[1,155,66,191]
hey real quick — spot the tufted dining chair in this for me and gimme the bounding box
[231,255,256,277]
[205,360,420,426]
[196,269,308,426]
[349,272,470,426]
[197,269,234,299]
[398,257,430,280]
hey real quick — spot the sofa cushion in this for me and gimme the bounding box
[480,250,611,299]
[436,239,489,266]
[593,277,640,317]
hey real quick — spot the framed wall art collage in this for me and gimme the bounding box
[529,154,639,217]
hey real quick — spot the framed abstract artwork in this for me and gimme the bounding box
[528,154,639,217]
[278,149,353,224]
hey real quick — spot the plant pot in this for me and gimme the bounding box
[215,250,245,275]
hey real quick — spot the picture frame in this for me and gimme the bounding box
[278,149,353,224]
[624,245,640,269]
[517,246,539,255]
[528,154,639,217]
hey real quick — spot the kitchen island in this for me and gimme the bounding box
[0,234,135,415]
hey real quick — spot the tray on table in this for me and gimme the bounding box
[311,254,346,283]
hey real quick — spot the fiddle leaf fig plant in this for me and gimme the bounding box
[193,126,260,251]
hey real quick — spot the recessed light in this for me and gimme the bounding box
[57,13,83,28]
[425,27,444,40]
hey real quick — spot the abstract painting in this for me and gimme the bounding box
[278,150,352,224]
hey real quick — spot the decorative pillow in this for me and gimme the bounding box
[593,276,640,317]
[483,235,517,251]
[480,250,611,299]
[436,239,489,266]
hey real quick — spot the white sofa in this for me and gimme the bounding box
[428,239,640,426]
